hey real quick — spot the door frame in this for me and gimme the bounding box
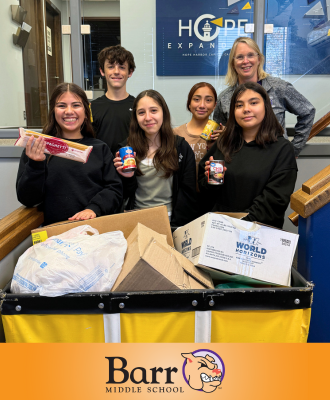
[45,0,64,101]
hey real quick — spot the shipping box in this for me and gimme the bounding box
[113,224,213,291]
[31,206,174,246]
[173,213,299,287]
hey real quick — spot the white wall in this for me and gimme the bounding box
[0,158,22,218]
[120,0,330,127]
[283,74,330,126]
[0,0,26,128]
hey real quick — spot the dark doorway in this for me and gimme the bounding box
[82,18,120,90]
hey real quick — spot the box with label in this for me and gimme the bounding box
[173,213,299,286]
[31,206,174,246]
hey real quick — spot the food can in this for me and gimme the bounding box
[208,160,225,185]
[200,119,220,141]
[119,146,136,173]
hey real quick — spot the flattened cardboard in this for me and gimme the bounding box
[113,223,213,292]
[173,212,298,287]
[31,206,174,246]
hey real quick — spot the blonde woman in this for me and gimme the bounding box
[214,37,315,157]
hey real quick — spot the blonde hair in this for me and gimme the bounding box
[225,37,269,87]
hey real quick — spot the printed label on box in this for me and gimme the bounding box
[32,231,48,245]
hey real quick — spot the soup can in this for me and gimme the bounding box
[200,119,220,141]
[119,146,136,173]
[208,160,225,185]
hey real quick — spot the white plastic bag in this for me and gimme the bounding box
[11,225,127,297]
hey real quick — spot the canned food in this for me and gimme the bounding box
[208,160,225,185]
[119,146,136,173]
[200,120,220,141]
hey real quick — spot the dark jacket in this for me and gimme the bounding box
[119,136,198,229]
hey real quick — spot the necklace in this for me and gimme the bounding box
[63,137,84,142]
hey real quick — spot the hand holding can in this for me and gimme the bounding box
[114,147,136,178]
[210,123,225,141]
[205,157,226,185]
[119,146,137,173]
[200,120,220,141]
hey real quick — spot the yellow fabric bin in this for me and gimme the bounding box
[0,268,312,343]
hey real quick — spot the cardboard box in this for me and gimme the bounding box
[31,206,174,246]
[173,213,299,287]
[113,223,214,291]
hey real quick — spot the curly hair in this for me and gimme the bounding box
[98,45,136,73]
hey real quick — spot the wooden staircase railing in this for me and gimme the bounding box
[0,206,44,261]
[307,111,330,141]
[289,111,330,226]
[290,165,330,225]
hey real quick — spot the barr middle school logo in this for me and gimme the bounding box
[182,350,225,393]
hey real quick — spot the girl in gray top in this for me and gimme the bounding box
[213,37,315,157]
[113,90,198,230]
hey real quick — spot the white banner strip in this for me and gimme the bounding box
[103,314,121,343]
[195,311,211,343]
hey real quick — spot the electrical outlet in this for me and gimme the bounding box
[23,111,26,120]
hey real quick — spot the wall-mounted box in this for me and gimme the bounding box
[11,5,27,25]
[13,22,32,48]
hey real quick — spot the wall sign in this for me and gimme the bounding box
[156,0,254,76]
[47,26,52,56]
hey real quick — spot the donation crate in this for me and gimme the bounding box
[0,268,312,343]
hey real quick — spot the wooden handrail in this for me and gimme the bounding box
[307,111,330,141]
[289,111,330,226]
[0,206,44,261]
[291,165,330,221]
[302,165,330,195]
[288,211,299,227]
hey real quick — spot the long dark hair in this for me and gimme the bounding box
[218,82,283,162]
[186,82,217,111]
[43,83,95,138]
[128,90,178,178]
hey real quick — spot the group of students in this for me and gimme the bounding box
[17,37,316,230]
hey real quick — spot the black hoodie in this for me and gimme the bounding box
[16,137,123,225]
[198,137,297,229]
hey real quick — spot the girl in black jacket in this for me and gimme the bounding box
[199,82,297,229]
[114,89,197,229]
[17,83,123,225]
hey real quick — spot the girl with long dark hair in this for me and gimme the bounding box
[113,89,197,229]
[198,82,297,228]
[17,83,123,225]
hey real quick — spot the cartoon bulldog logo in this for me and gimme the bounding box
[182,349,225,393]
